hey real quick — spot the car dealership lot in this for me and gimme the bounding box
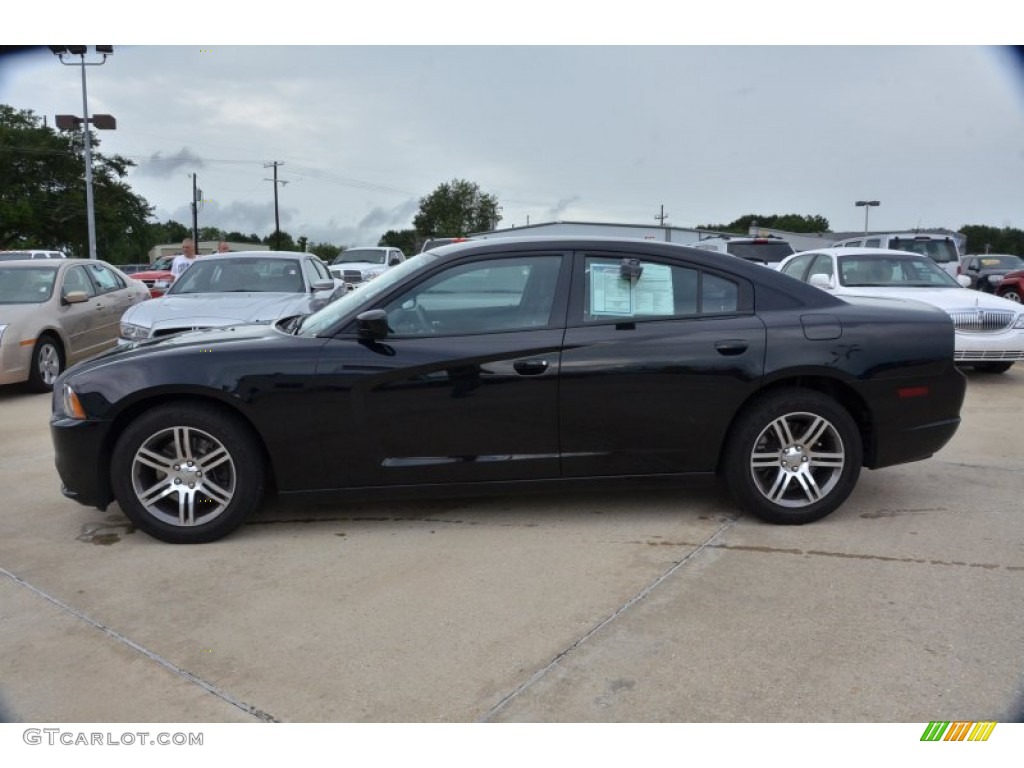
[1,372,1022,723]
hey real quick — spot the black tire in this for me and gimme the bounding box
[110,403,265,543]
[973,361,1014,374]
[26,334,64,392]
[721,389,863,525]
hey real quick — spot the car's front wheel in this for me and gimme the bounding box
[721,389,862,525]
[110,403,265,543]
[998,288,1021,303]
[27,334,64,392]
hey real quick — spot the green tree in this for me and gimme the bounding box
[699,213,830,235]
[379,228,419,254]
[959,224,1024,256]
[309,242,341,261]
[223,231,263,244]
[0,104,153,260]
[412,179,501,237]
[262,230,297,251]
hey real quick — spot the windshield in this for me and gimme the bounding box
[0,266,58,303]
[169,257,304,294]
[333,249,387,265]
[298,252,438,336]
[838,255,960,288]
[0,252,35,261]
[726,241,795,264]
[887,237,959,265]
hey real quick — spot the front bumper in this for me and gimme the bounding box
[51,415,115,509]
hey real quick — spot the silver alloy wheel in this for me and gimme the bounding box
[37,342,61,385]
[748,411,846,508]
[130,425,237,527]
[1002,290,1021,303]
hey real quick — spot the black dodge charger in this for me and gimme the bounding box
[51,237,966,543]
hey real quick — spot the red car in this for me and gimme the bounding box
[130,256,175,298]
[996,268,1024,304]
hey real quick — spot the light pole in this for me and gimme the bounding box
[50,45,116,260]
[855,200,879,235]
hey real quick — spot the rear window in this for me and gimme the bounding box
[888,237,959,265]
[726,241,795,265]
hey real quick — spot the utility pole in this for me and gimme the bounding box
[654,204,669,226]
[265,161,288,250]
[191,173,200,248]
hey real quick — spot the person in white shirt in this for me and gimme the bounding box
[170,238,198,280]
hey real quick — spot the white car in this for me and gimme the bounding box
[119,251,347,344]
[779,247,1024,374]
[328,247,405,288]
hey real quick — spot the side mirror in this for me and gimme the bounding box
[356,309,390,340]
[956,275,971,288]
[311,279,335,292]
[63,290,89,304]
[808,273,834,290]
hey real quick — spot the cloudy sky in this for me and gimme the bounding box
[3,8,1023,247]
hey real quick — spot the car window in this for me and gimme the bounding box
[382,255,562,336]
[62,265,97,298]
[583,256,738,322]
[780,253,814,279]
[839,256,958,287]
[310,258,333,282]
[808,254,834,281]
[85,263,125,294]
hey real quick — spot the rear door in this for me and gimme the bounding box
[559,250,766,477]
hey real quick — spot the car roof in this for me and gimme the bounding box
[190,251,308,262]
[433,235,844,305]
[794,247,932,258]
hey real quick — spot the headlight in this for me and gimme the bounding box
[0,324,7,344]
[988,275,1002,285]
[120,321,150,341]
[1013,314,1024,329]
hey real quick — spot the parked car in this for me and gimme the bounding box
[995,268,1024,303]
[830,233,962,277]
[959,254,1024,293]
[129,256,175,298]
[51,237,966,543]
[117,251,347,344]
[778,247,1024,373]
[691,235,795,268]
[328,247,405,288]
[0,259,148,390]
[0,249,68,261]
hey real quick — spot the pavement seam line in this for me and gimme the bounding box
[479,519,735,722]
[0,566,278,723]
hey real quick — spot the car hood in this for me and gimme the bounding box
[835,286,1023,313]
[0,301,49,328]
[122,292,312,330]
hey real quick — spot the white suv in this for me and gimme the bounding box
[0,249,68,261]
[691,236,795,268]
[830,233,961,277]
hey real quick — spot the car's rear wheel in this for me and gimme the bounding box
[27,334,64,392]
[721,389,862,525]
[110,403,265,543]
[973,361,1014,374]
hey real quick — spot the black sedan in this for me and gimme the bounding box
[51,237,967,543]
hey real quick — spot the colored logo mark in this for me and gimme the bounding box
[921,721,996,741]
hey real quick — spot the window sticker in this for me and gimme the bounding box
[590,261,673,317]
